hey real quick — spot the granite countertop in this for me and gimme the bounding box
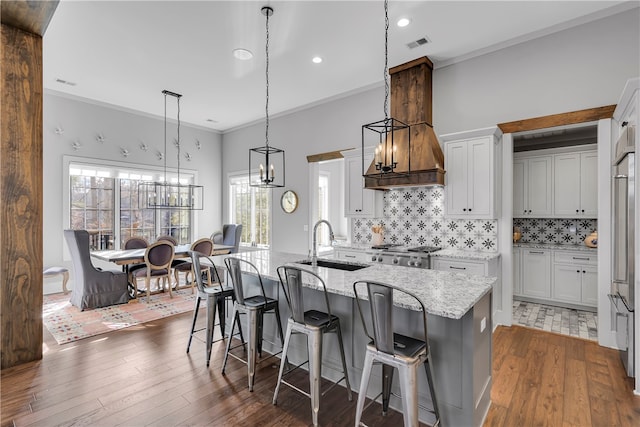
[211,250,495,320]
[514,242,597,253]
[430,248,500,261]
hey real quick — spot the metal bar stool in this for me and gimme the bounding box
[273,265,352,427]
[186,251,243,367]
[222,257,285,391]
[353,280,441,427]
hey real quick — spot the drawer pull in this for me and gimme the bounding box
[449,266,466,270]
[572,257,590,261]
[529,251,544,254]
[344,255,356,259]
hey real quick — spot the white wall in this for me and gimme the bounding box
[221,9,640,254]
[43,93,222,293]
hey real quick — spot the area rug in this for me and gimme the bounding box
[43,289,196,344]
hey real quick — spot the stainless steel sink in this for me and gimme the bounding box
[296,259,369,271]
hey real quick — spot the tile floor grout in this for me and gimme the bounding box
[512,299,598,341]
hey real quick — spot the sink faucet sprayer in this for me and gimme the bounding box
[311,220,334,267]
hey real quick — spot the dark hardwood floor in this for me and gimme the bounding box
[1,309,639,426]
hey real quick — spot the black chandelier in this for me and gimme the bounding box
[249,6,285,188]
[138,90,204,210]
[362,0,411,179]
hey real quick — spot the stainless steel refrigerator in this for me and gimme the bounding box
[610,124,635,377]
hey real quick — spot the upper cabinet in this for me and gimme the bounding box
[513,155,553,218]
[343,148,383,218]
[553,151,597,218]
[441,127,502,219]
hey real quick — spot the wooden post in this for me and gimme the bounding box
[1,1,58,369]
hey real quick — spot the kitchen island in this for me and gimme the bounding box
[212,250,496,427]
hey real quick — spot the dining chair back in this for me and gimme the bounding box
[157,235,178,245]
[124,236,148,249]
[131,241,175,302]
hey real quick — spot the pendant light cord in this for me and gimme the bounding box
[163,92,167,184]
[384,0,389,121]
[177,95,181,185]
[265,7,271,147]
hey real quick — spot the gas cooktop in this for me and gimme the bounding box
[370,244,442,254]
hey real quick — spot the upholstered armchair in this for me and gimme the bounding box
[63,230,129,310]
[211,224,243,253]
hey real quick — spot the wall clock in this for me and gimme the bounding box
[280,190,298,213]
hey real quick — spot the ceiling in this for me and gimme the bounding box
[43,1,633,132]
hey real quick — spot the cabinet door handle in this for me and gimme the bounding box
[469,208,472,212]
[576,209,579,213]
[583,270,586,274]
[529,251,544,254]
[577,270,580,273]
[449,266,466,270]
[463,208,467,211]
[581,209,585,213]
[572,257,590,261]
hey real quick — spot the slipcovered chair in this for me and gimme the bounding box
[211,224,243,253]
[63,229,129,310]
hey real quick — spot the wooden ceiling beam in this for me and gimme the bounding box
[498,105,616,134]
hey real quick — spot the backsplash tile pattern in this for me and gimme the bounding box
[351,186,498,252]
[513,218,597,245]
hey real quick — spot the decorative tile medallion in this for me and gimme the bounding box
[351,186,498,252]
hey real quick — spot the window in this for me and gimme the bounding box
[68,161,195,250]
[317,173,329,246]
[229,174,271,247]
[70,172,115,250]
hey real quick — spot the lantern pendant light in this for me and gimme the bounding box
[362,0,411,179]
[249,6,285,188]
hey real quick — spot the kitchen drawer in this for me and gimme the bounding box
[553,251,597,265]
[432,259,485,275]
[334,249,369,263]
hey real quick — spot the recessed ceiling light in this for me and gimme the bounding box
[233,48,253,60]
[312,56,323,64]
[397,18,411,28]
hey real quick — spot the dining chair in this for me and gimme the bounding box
[130,241,175,302]
[352,280,440,427]
[156,235,178,245]
[173,238,214,292]
[63,229,129,310]
[211,224,243,253]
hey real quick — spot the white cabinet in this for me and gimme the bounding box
[513,156,553,218]
[551,251,597,307]
[443,128,500,219]
[553,151,597,218]
[521,249,551,298]
[343,148,383,218]
[513,248,522,296]
[515,247,597,309]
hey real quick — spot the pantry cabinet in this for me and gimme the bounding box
[553,151,597,218]
[513,156,553,218]
[441,127,501,220]
[343,148,383,218]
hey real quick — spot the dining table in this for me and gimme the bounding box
[91,243,235,298]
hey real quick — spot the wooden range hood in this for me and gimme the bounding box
[364,56,445,189]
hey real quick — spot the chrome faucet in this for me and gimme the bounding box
[311,219,334,267]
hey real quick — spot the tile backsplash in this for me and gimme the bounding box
[513,218,597,245]
[351,186,499,252]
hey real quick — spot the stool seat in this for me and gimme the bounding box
[43,266,70,294]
